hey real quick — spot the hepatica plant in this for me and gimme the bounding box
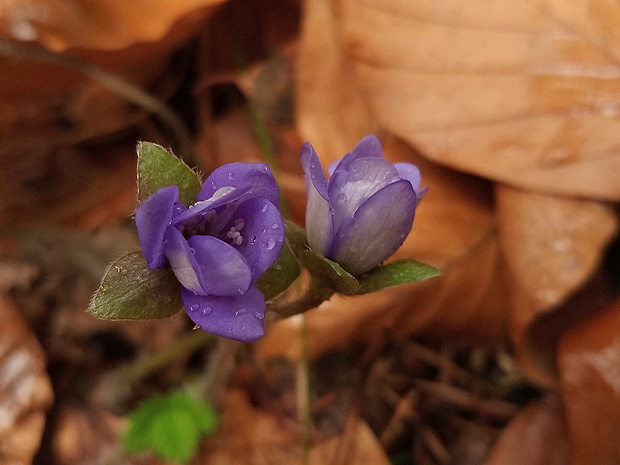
[88,138,439,342]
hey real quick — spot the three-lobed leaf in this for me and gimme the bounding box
[124,390,218,462]
[88,252,182,320]
[137,142,202,206]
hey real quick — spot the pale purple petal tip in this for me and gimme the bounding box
[163,227,209,295]
[198,162,280,207]
[182,286,266,342]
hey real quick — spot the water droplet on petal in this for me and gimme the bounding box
[271,223,278,229]
[202,306,212,316]
[261,228,267,234]
[227,172,234,181]
[237,288,244,295]
[236,308,247,316]
[337,193,346,204]
[265,238,276,250]
[250,235,257,245]
[277,235,284,242]
[254,312,265,321]
[261,203,268,212]
[189,305,197,312]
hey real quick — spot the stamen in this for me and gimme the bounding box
[234,235,243,246]
[234,218,246,231]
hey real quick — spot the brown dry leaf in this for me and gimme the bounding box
[195,389,388,465]
[483,396,570,465]
[0,0,220,157]
[0,0,224,50]
[259,136,510,361]
[558,298,620,465]
[0,294,54,465]
[295,0,377,160]
[496,185,618,385]
[332,0,620,200]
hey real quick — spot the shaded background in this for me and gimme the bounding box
[0,0,618,464]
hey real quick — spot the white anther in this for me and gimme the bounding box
[234,218,246,231]
[234,235,243,246]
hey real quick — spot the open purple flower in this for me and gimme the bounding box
[302,135,426,276]
[135,163,285,342]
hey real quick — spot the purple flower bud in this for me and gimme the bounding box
[301,135,426,276]
[135,163,284,342]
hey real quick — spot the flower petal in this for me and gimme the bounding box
[301,142,333,255]
[187,235,252,296]
[173,185,250,226]
[329,135,383,176]
[328,157,401,242]
[394,162,421,191]
[223,197,285,282]
[135,185,179,269]
[331,180,416,276]
[163,227,209,295]
[198,162,280,207]
[182,286,266,342]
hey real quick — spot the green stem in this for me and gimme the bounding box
[120,329,212,386]
[298,314,312,465]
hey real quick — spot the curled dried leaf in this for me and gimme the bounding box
[0,294,54,465]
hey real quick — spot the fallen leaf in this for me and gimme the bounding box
[0,294,54,465]
[558,298,620,465]
[195,389,389,465]
[496,185,617,385]
[483,396,570,465]
[332,0,620,200]
[295,0,377,160]
[0,0,224,50]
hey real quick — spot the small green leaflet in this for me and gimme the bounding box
[137,142,202,206]
[124,390,218,463]
[357,259,440,294]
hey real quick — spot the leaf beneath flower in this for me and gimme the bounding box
[256,241,300,301]
[357,259,440,295]
[88,252,183,320]
[137,142,201,206]
[300,250,360,295]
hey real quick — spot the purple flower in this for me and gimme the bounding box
[301,135,426,276]
[135,163,285,342]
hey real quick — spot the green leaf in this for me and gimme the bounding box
[255,241,300,300]
[282,219,309,258]
[300,250,361,295]
[88,252,183,320]
[124,390,218,463]
[357,259,440,295]
[137,142,202,206]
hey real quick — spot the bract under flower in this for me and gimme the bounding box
[301,135,426,276]
[135,163,284,342]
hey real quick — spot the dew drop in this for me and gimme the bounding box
[236,308,247,316]
[261,227,268,234]
[337,193,346,204]
[254,312,265,321]
[265,238,276,250]
[261,203,268,212]
[202,306,212,316]
[189,305,197,312]
[271,223,278,229]
[227,172,234,181]
[250,235,257,245]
